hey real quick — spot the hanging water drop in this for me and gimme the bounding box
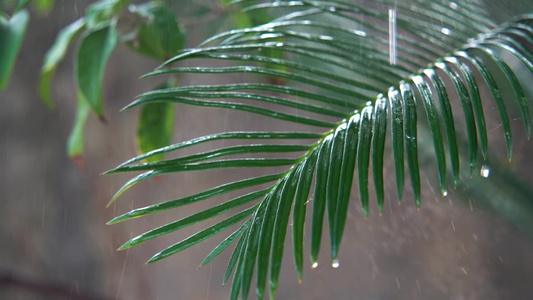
[388,8,397,65]
[332,259,340,268]
[449,2,458,9]
[442,190,448,197]
[441,28,452,35]
[480,165,490,178]
[311,262,318,269]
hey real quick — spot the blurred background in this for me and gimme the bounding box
[1,1,533,299]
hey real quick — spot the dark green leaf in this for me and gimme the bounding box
[147,207,255,264]
[474,45,531,139]
[445,56,488,161]
[114,131,324,169]
[137,86,175,162]
[424,68,460,187]
[357,105,373,216]
[224,226,249,285]
[75,24,117,116]
[118,190,266,250]
[67,96,90,166]
[0,9,28,90]
[86,0,130,29]
[372,95,387,214]
[200,220,249,267]
[436,61,478,175]
[240,199,268,300]
[332,112,360,263]
[107,173,281,212]
[388,88,405,201]
[412,75,448,195]
[128,3,184,61]
[326,123,346,260]
[457,51,513,160]
[255,190,280,300]
[269,167,299,299]
[292,148,318,282]
[400,81,421,206]
[310,134,332,265]
[39,18,86,108]
[110,144,311,173]
[128,95,337,128]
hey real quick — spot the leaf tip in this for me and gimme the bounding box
[70,155,85,170]
[117,243,131,251]
[107,216,123,225]
[98,115,108,124]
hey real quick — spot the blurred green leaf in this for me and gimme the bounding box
[67,96,90,167]
[15,0,30,13]
[31,0,54,14]
[137,84,175,162]
[127,3,184,61]
[39,18,86,108]
[0,9,28,90]
[75,23,117,116]
[86,0,130,29]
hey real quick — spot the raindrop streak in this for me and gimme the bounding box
[480,165,490,178]
[331,259,340,268]
[389,8,397,65]
[311,262,318,269]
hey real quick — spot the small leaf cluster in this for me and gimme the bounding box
[37,0,184,164]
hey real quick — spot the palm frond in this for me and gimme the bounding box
[107,1,533,299]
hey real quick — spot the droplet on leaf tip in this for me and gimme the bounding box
[311,262,318,269]
[332,259,340,268]
[480,165,490,178]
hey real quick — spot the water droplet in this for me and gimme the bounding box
[328,6,336,12]
[449,2,458,9]
[480,165,490,178]
[388,8,397,65]
[275,42,284,47]
[332,259,340,268]
[260,33,281,39]
[311,262,318,269]
[350,29,366,37]
[442,190,448,197]
[441,28,452,35]
[366,101,372,106]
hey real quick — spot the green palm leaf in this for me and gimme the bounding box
[107,1,533,299]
